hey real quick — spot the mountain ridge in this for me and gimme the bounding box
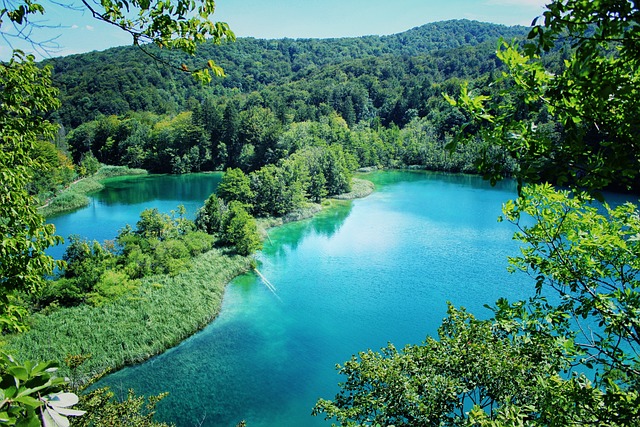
[46,19,528,128]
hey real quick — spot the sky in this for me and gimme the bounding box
[0,0,549,60]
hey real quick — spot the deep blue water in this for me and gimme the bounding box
[90,170,539,427]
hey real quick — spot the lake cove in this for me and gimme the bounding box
[95,170,537,427]
[47,172,224,259]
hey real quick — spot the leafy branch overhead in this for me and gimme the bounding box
[81,0,235,81]
[0,352,85,427]
[447,0,640,193]
[1,0,235,82]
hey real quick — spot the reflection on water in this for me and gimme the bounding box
[96,170,538,427]
[96,173,223,206]
[46,172,222,259]
[263,202,353,258]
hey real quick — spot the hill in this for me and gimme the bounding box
[46,20,527,128]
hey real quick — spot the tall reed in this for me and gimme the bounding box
[5,248,251,379]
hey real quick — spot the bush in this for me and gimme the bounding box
[40,191,90,217]
[222,202,262,256]
[183,231,216,256]
[87,270,140,306]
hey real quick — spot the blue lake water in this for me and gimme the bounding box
[47,172,223,259]
[81,170,539,427]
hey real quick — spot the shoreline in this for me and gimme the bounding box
[5,175,375,381]
[38,166,148,218]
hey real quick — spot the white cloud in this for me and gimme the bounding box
[85,25,94,31]
[71,24,79,29]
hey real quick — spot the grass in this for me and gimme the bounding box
[5,248,252,379]
[39,189,92,218]
[93,166,147,180]
[11,175,375,380]
[331,178,375,200]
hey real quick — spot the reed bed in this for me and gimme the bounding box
[39,166,147,217]
[331,178,375,200]
[5,248,252,379]
[39,189,92,218]
[94,166,147,180]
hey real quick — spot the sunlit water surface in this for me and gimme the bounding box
[67,170,543,427]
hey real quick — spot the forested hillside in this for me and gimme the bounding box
[47,20,526,128]
[35,19,536,205]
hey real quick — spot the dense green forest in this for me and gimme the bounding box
[47,20,526,127]
[32,20,532,202]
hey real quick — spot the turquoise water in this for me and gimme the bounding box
[47,173,223,259]
[94,170,537,427]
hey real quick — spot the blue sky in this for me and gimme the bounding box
[1,0,548,60]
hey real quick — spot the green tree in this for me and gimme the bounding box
[195,192,226,234]
[250,160,308,217]
[0,53,64,333]
[222,201,262,256]
[2,1,234,423]
[314,305,572,426]
[217,167,255,207]
[447,0,640,192]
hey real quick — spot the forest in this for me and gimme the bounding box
[15,20,538,357]
[31,20,535,206]
[2,1,640,425]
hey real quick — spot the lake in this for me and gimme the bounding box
[50,170,536,426]
[47,172,223,260]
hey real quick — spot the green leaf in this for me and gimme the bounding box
[43,406,69,427]
[7,366,28,381]
[14,395,42,409]
[45,393,78,408]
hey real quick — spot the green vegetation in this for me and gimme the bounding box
[46,20,526,128]
[38,166,148,218]
[0,353,86,426]
[314,1,640,426]
[39,190,93,218]
[332,178,375,200]
[6,248,251,379]
[3,0,639,424]
[93,165,147,180]
[1,0,235,423]
[1,52,64,334]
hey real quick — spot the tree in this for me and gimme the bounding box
[250,160,308,217]
[447,0,640,193]
[195,192,226,234]
[318,2,640,425]
[501,185,640,399]
[1,1,234,424]
[0,53,64,333]
[1,0,235,82]
[313,305,574,426]
[217,167,255,207]
[222,201,262,256]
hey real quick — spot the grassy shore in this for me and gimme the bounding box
[332,177,375,200]
[39,166,147,218]
[6,176,375,379]
[5,249,252,379]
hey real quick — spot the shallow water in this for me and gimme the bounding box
[94,170,537,427]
